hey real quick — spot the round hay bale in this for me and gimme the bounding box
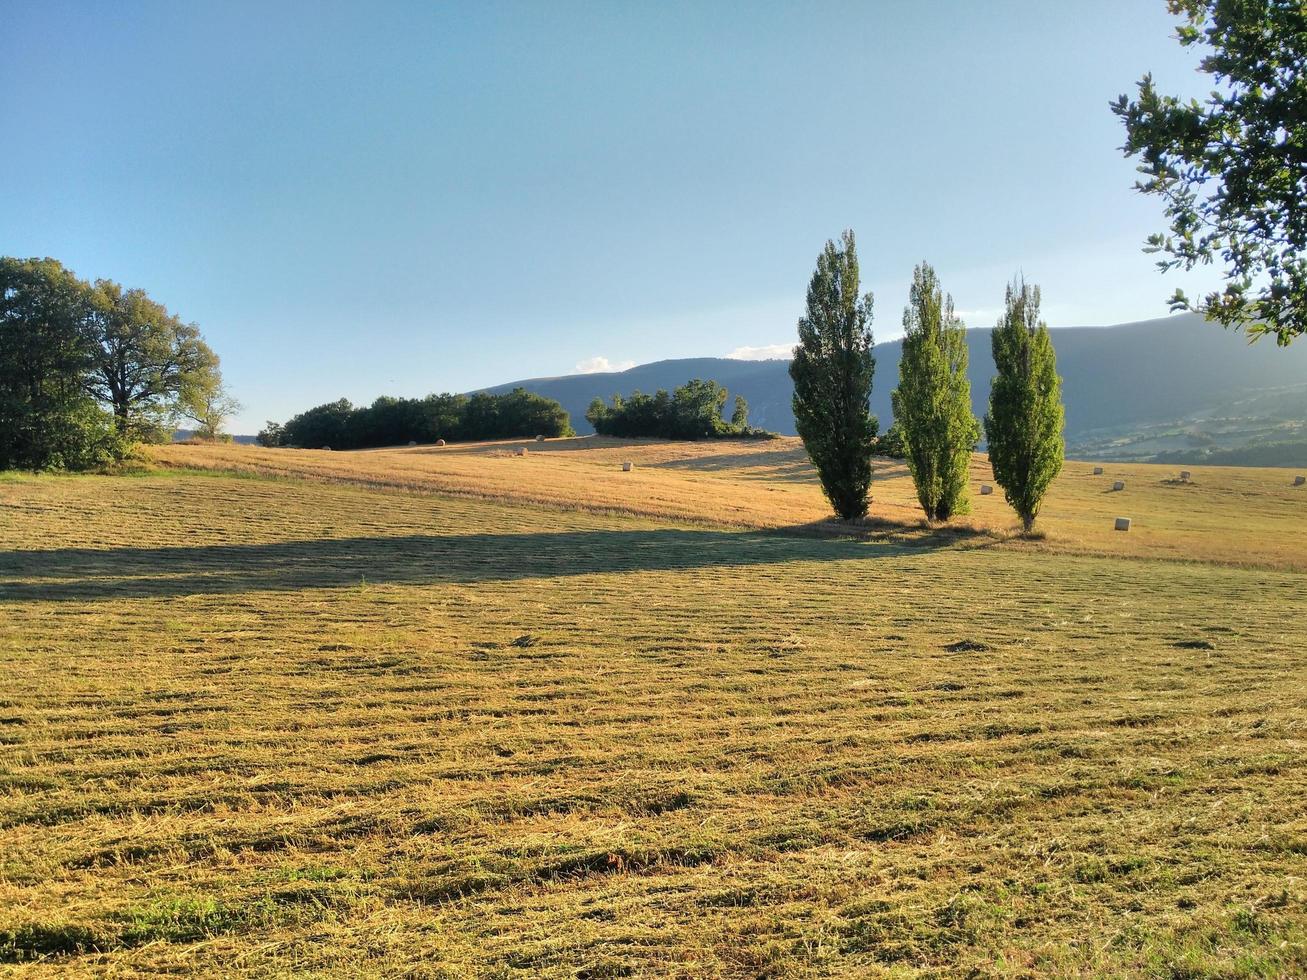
[1114,517,1131,532]
[1113,480,1126,491]
[1092,466,1104,475]
[1294,475,1305,486]
[979,484,993,495]
[622,461,633,472]
[515,447,527,456]
[436,439,446,447]
[535,434,545,442]
[1179,470,1191,481]
[408,440,417,447]
[321,445,331,451]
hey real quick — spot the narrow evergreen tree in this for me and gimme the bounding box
[891,262,980,521]
[790,231,877,521]
[983,279,1065,533]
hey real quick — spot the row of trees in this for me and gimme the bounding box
[584,379,769,439]
[791,232,1064,532]
[259,387,573,449]
[0,257,233,470]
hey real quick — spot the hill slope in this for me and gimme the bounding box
[482,314,1307,460]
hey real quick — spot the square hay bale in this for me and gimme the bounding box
[979,484,993,495]
[1113,480,1125,491]
[1093,466,1104,475]
[622,461,633,472]
[1114,517,1131,531]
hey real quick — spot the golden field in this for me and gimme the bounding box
[0,440,1304,976]
[151,437,1307,570]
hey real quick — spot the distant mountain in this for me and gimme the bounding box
[481,313,1307,463]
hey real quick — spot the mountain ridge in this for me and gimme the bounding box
[480,313,1307,462]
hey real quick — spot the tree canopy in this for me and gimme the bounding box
[790,230,878,521]
[584,379,766,439]
[1113,0,1307,345]
[983,280,1065,533]
[86,281,221,438]
[267,388,573,449]
[0,258,121,470]
[891,262,980,521]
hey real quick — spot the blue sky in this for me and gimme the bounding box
[3,1,1218,430]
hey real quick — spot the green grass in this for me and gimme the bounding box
[0,469,1304,976]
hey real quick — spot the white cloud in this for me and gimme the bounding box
[574,355,636,374]
[725,342,794,361]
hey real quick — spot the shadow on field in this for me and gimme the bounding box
[0,525,974,601]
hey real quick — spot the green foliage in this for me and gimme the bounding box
[256,421,285,448]
[983,280,1065,533]
[1112,0,1307,345]
[891,263,980,521]
[0,257,126,471]
[731,395,749,428]
[85,280,221,437]
[790,230,878,521]
[872,421,907,459]
[278,388,573,449]
[585,379,769,439]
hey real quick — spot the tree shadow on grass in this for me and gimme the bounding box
[0,524,979,602]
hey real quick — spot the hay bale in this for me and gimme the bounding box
[1295,475,1305,486]
[1113,480,1125,491]
[1179,470,1191,481]
[1114,517,1131,531]
[979,484,993,495]
[408,440,417,447]
[622,461,633,472]
[436,439,446,447]
[321,445,331,451]
[535,434,545,442]
[515,447,528,457]
[1093,466,1104,475]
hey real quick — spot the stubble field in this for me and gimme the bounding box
[0,438,1304,977]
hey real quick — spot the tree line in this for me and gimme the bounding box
[792,232,1064,533]
[0,257,233,471]
[585,379,771,439]
[258,387,573,449]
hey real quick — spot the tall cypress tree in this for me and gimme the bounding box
[790,231,877,521]
[891,262,980,521]
[983,279,1065,533]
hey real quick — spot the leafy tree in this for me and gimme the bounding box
[1112,0,1307,345]
[891,262,980,521]
[790,231,878,521]
[872,421,907,459]
[275,389,572,449]
[85,280,220,439]
[983,280,1065,533]
[256,421,285,448]
[586,380,765,439]
[731,395,749,428]
[182,377,242,441]
[281,398,355,449]
[0,257,123,470]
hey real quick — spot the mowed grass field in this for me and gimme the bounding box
[0,439,1304,977]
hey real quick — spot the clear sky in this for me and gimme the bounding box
[2,1,1220,431]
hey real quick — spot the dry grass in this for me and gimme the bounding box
[149,437,1307,571]
[0,450,1304,977]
